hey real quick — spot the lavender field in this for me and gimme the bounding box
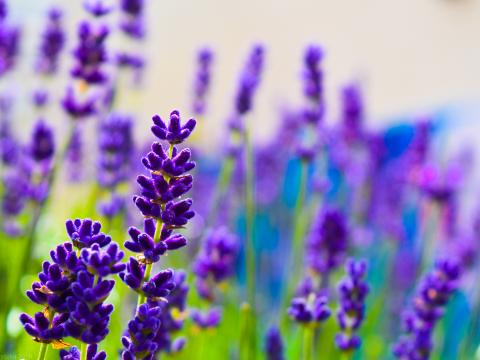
[0,0,480,359]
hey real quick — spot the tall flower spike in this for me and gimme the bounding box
[70,21,109,84]
[122,111,196,358]
[0,1,20,77]
[302,44,324,123]
[306,207,349,278]
[192,47,214,115]
[392,258,461,359]
[235,44,265,116]
[335,259,369,351]
[36,7,65,75]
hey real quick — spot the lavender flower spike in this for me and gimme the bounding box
[36,7,65,75]
[392,258,461,359]
[192,47,214,116]
[60,344,106,360]
[121,111,196,358]
[335,258,369,352]
[191,308,222,329]
[288,293,331,325]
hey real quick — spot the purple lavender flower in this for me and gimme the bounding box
[60,344,106,360]
[190,308,222,329]
[21,218,122,349]
[119,0,145,39]
[302,45,324,123]
[340,84,363,142]
[35,7,65,75]
[392,258,461,359]
[65,125,84,182]
[71,21,109,84]
[121,111,196,358]
[121,303,162,359]
[151,111,196,145]
[66,218,112,249]
[29,120,55,162]
[306,207,349,278]
[335,259,369,351]
[32,89,49,109]
[0,1,20,77]
[192,47,214,115]
[96,113,133,218]
[264,325,285,360]
[19,311,66,342]
[235,44,265,116]
[61,86,96,119]
[192,227,239,301]
[83,0,113,17]
[288,293,331,324]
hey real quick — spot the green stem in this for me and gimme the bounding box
[292,159,308,270]
[136,218,163,309]
[244,129,257,359]
[302,326,314,360]
[340,350,354,360]
[80,342,88,360]
[206,156,234,226]
[37,342,48,360]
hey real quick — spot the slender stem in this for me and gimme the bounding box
[80,342,88,360]
[136,218,163,309]
[239,302,251,360]
[206,155,235,227]
[302,326,314,360]
[244,128,257,359]
[292,159,308,271]
[37,342,48,360]
[340,350,354,360]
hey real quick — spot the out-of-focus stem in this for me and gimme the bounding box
[302,325,314,360]
[207,155,234,227]
[37,343,48,360]
[292,159,308,271]
[244,128,257,359]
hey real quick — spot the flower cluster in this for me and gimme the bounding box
[305,207,349,279]
[97,113,134,218]
[192,227,239,301]
[71,21,109,85]
[191,307,222,329]
[20,219,124,348]
[234,44,265,118]
[192,47,214,116]
[302,44,324,124]
[335,259,369,351]
[60,344,106,360]
[119,0,145,39]
[288,292,331,325]
[35,7,65,76]
[0,0,20,77]
[121,111,196,358]
[393,258,461,359]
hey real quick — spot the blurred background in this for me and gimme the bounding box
[7,0,480,138]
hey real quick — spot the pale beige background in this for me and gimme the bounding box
[7,0,480,142]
